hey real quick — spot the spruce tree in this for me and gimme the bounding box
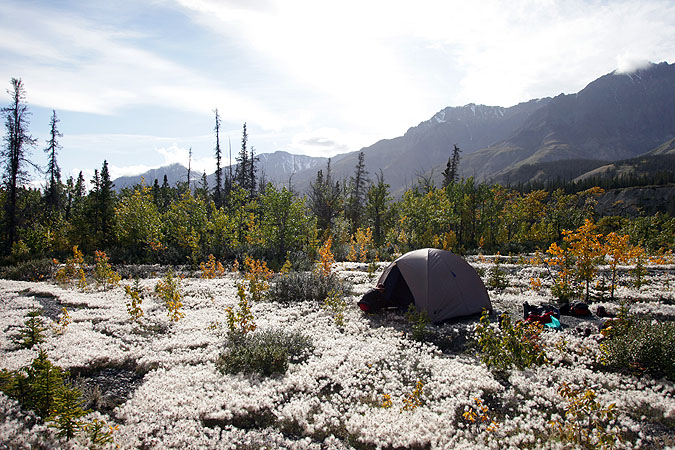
[65,176,74,220]
[99,161,115,237]
[248,144,258,197]
[366,170,390,246]
[235,122,249,191]
[213,109,223,207]
[308,158,342,233]
[1,78,36,252]
[186,146,192,193]
[160,174,170,210]
[152,178,161,207]
[197,171,209,203]
[347,151,368,232]
[43,110,62,213]
[442,144,461,187]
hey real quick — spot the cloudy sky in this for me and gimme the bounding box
[2,0,675,183]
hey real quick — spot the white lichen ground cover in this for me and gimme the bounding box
[1,260,674,449]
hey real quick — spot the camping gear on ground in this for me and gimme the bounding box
[359,263,414,313]
[545,316,562,329]
[358,248,491,322]
[559,302,591,316]
[358,288,386,312]
[526,310,556,325]
[596,305,615,318]
[523,303,562,329]
[523,302,560,320]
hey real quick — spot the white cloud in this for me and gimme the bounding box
[0,2,286,131]
[155,143,216,175]
[615,56,652,74]
[176,0,675,112]
[4,0,675,183]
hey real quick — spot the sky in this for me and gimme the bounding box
[1,0,675,185]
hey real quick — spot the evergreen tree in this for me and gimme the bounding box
[64,176,74,220]
[442,144,461,188]
[99,162,115,233]
[68,171,85,220]
[151,178,161,207]
[347,151,369,232]
[248,144,258,197]
[235,122,249,191]
[213,109,223,207]
[308,159,342,234]
[186,146,192,193]
[366,170,391,246]
[88,161,115,248]
[196,171,209,203]
[225,137,233,203]
[43,110,63,213]
[74,171,85,199]
[1,78,36,252]
[160,174,171,211]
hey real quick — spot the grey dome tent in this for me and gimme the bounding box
[359,248,491,322]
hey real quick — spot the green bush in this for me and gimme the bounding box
[474,310,547,372]
[216,330,313,376]
[0,258,55,281]
[405,304,430,341]
[268,271,350,303]
[486,256,509,292]
[601,313,675,381]
[0,350,89,441]
[15,310,47,349]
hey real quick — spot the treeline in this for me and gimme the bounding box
[1,78,674,269]
[4,162,674,268]
[515,154,675,194]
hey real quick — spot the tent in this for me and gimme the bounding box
[359,248,491,322]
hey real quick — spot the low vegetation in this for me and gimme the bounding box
[216,330,313,376]
[0,230,673,448]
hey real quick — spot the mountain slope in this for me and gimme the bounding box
[112,151,326,192]
[288,99,551,195]
[114,62,675,195]
[460,62,675,182]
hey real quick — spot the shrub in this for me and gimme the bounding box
[93,250,121,290]
[15,310,47,349]
[322,290,347,328]
[226,284,256,336]
[52,307,71,335]
[200,254,225,279]
[0,350,90,441]
[0,258,55,281]
[268,271,351,303]
[154,269,184,322]
[601,310,675,381]
[55,246,87,289]
[405,304,430,341]
[124,278,145,324]
[316,237,335,278]
[474,310,547,372]
[216,330,313,376]
[549,383,619,449]
[463,397,499,433]
[486,254,509,292]
[401,380,425,412]
[241,256,274,302]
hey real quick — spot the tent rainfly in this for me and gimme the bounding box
[359,248,491,322]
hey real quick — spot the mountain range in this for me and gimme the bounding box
[113,61,675,195]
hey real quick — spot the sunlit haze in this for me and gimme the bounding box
[2,0,674,182]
